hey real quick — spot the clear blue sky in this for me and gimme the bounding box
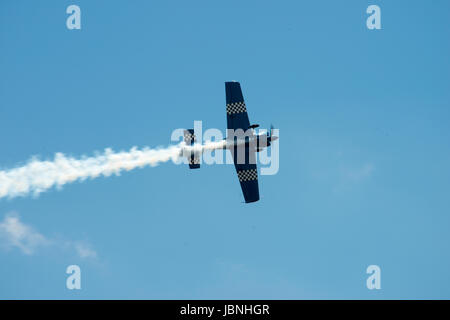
[0,0,449,299]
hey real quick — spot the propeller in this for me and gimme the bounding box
[268,124,274,137]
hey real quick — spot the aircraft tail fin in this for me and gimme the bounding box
[184,129,200,169]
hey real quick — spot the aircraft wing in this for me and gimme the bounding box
[231,146,260,203]
[226,82,251,133]
[225,82,260,203]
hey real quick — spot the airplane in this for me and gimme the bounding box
[182,81,278,203]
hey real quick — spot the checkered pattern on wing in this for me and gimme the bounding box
[237,169,258,182]
[226,102,247,115]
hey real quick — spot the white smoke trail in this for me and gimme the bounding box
[0,141,226,200]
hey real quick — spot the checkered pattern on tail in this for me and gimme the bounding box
[184,130,196,145]
[237,169,258,182]
[189,157,200,165]
[226,102,247,115]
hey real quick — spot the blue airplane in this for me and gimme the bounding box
[183,82,278,203]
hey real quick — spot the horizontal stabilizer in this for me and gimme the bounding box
[184,129,200,169]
